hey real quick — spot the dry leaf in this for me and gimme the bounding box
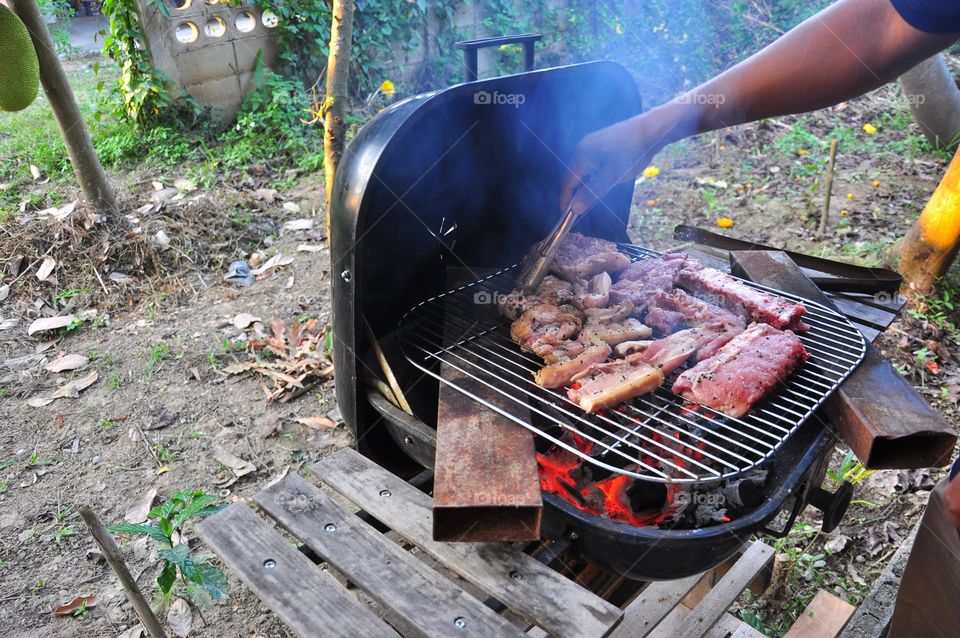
[281,219,313,233]
[53,594,97,616]
[296,243,324,253]
[36,257,56,282]
[30,164,42,181]
[295,416,338,429]
[124,488,157,524]
[167,598,192,637]
[27,314,76,335]
[282,201,301,213]
[117,625,146,638]
[213,447,256,478]
[44,354,89,373]
[0,284,10,301]
[232,313,261,329]
[250,253,295,276]
[27,370,99,407]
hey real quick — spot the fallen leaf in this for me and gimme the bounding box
[296,244,324,253]
[44,354,89,373]
[260,413,283,438]
[53,594,97,616]
[144,407,177,431]
[824,534,849,554]
[28,314,76,335]
[124,488,158,523]
[281,219,313,233]
[282,201,301,213]
[27,370,99,407]
[117,625,146,638]
[254,188,277,203]
[250,253,295,276]
[30,164,42,181]
[36,257,57,282]
[151,181,164,191]
[4,353,46,371]
[232,313,261,329]
[0,284,10,301]
[295,416,338,429]
[109,272,133,283]
[167,598,192,637]
[213,447,256,478]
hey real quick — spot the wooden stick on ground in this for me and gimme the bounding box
[818,139,840,235]
[78,505,167,638]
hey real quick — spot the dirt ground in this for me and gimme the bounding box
[1,83,959,637]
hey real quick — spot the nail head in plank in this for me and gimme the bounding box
[674,541,774,638]
[312,448,623,638]
[196,503,397,638]
[783,590,855,638]
[256,473,524,638]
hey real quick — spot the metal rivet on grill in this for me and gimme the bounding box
[403,435,414,445]
[509,570,523,581]
[453,617,467,629]
[379,489,392,498]
[263,559,276,569]
[340,269,352,282]
[568,531,579,540]
[324,523,337,532]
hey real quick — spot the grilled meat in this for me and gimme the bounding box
[584,318,652,347]
[572,271,612,309]
[672,323,809,418]
[535,336,612,388]
[676,266,808,331]
[617,252,689,282]
[644,289,745,334]
[609,254,690,312]
[568,353,664,413]
[499,275,575,321]
[510,304,582,354]
[548,232,631,280]
[639,322,743,374]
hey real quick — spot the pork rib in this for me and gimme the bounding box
[676,266,808,331]
[672,323,809,418]
[568,353,664,413]
[644,288,745,334]
[548,232,631,281]
[535,336,612,389]
[609,254,690,312]
[499,275,575,321]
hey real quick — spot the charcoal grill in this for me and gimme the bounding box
[329,35,857,579]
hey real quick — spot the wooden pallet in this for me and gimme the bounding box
[197,447,831,638]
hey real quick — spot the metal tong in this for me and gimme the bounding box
[517,199,578,294]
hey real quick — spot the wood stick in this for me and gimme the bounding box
[818,139,839,235]
[363,317,412,415]
[78,505,167,638]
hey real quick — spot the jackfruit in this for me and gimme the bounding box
[0,5,40,112]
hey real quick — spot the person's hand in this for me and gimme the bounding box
[945,471,960,528]
[559,113,666,218]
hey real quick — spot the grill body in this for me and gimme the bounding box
[330,58,842,580]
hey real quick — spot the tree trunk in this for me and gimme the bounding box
[899,54,960,151]
[897,149,960,295]
[323,0,355,238]
[9,0,117,217]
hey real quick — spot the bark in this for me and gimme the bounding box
[898,148,960,295]
[899,54,960,151]
[9,0,117,217]
[323,0,355,237]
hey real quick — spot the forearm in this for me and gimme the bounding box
[639,0,958,150]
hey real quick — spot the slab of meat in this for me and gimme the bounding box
[672,323,809,418]
[572,272,612,309]
[535,336,612,389]
[568,353,664,413]
[499,276,575,321]
[609,254,692,312]
[676,266,808,331]
[580,300,652,346]
[510,304,582,355]
[634,321,744,375]
[548,232,631,281]
[644,289,745,334]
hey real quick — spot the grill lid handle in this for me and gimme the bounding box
[455,33,542,82]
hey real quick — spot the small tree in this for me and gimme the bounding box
[323,0,355,236]
[10,0,117,217]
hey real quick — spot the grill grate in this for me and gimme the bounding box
[396,245,866,484]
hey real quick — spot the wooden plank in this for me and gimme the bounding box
[195,503,398,638]
[825,296,897,333]
[646,604,766,638]
[608,573,704,638]
[672,541,774,638]
[434,268,542,542]
[784,590,855,638]
[730,250,956,469]
[312,448,623,638]
[256,473,524,638]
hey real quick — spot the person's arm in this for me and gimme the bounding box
[562,0,959,215]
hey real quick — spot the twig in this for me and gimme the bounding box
[133,422,162,467]
[78,506,167,638]
[87,256,109,297]
[819,139,840,235]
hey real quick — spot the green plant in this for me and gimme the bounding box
[109,489,228,608]
[143,342,172,374]
[826,450,876,487]
[98,418,119,430]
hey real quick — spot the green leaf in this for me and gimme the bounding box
[171,494,219,530]
[196,563,229,601]
[157,561,176,594]
[159,544,198,583]
[108,523,170,545]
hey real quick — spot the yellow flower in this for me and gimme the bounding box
[646,199,657,207]
[846,193,854,200]
[797,149,809,155]
[719,145,725,151]
[642,165,661,178]
[380,80,395,95]
[840,209,849,217]
[716,217,734,228]
[873,180,880,187]
[863,123,877,134]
